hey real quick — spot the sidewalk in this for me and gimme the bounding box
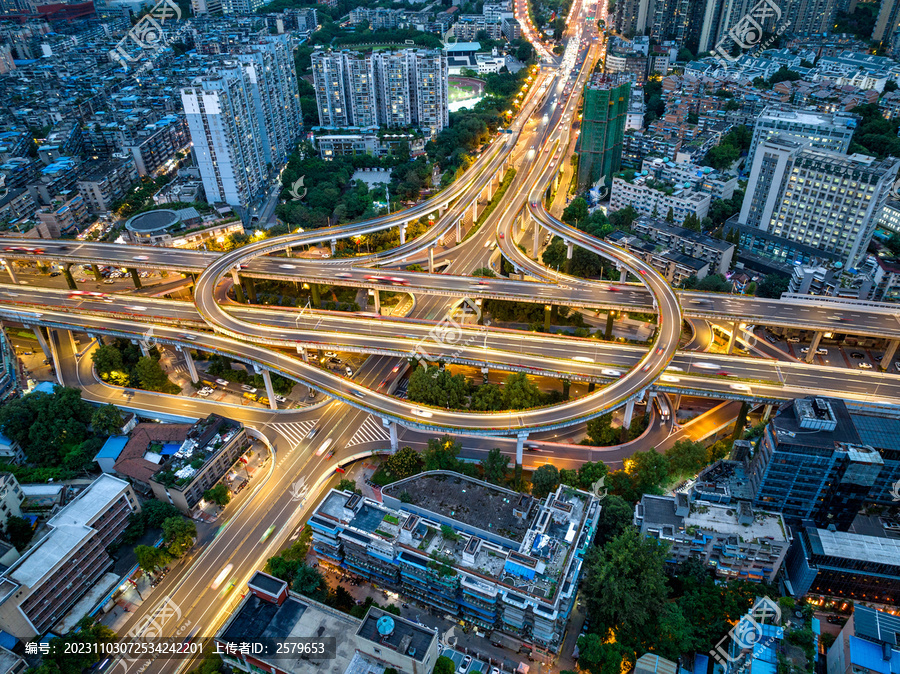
[98,571,154,633]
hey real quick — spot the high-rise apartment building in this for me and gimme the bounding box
[874,0,900,43]
[221,0,266,14]
[749,397,900,531]
[576,77,630,189]
[611,0,652,38]
[738,135,898,269]
[746,106,858,169]
[311,48,449,136]
[785,0,837,35]
[181,36,302,209]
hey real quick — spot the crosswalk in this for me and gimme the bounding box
[346,416,390,448]
[271,420,319,447]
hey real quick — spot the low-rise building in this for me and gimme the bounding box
[0,474,23,531]
[75,158,138,214]
[0,189,36,225]
[0,474,139,638]
[631,216,734,274]
[35,192,88,237]
[148,414,250,514]
[216,571,439,674]
[826,605,900,674]
[309,473,601,653]
[634,493,788,582]
[607,230,710,283]
[314,129,427,160]
[609,174,710,225]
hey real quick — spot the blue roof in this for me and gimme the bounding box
[0,631,16,649]
[849,636,900,674]
[693,655,709,674]
[95,435,128,460]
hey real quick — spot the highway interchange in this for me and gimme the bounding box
[3,1,900,669]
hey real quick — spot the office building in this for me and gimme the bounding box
[785,527,900,605]
[182,36,302,209]
[308,473,601,652]
[311,48,449,136]
[739,135,899,270]
[745,106,858,170]
[217,571,439,674]
[634,493,788,581]
[0,474,139,638]
[577,77,630,189]
[750,397,900,531]
[827,605,900,674]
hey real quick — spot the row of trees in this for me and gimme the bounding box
[407,367,557,412]
[92,340,179,394]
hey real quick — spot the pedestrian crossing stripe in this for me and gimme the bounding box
[271,420,319,447]
[346,416,390,448]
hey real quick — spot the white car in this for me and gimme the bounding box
[241,385,257,393]
[858,362,873,369]
[197,389,211,397]
[274,395,287,403]
[324,351,337,358]
[458,656,472,674]
[215,379,229,386]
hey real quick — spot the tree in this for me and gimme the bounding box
[666,439,708,477]
[134,356,175,392]
[665,207,675,223]
[408,366,469,409]
[91,404,124,436]
[135,544,172,573]
[91,344,125,378]
[583,528,670,646]
[683,213,701,232]
[593,495,634,547]
[162,517,196,557]
[531,464,560,498]
[628,449,670,496]
[578,634,629,674]
[471,383,505,411]
[143,500,182,528]
[42,618,117,672]
[293,564,328,602]
[336,478,361,494]
[755,274,790,298]
[422,435,461,471]
[382,446,423,480]
[472,267,496,277]
[434,656,456,674]
[482,448,510,484]
[609,205,639,230]
[5,515,33,551]
[576,461,608,491]
[562,197,590,225]
[503,372,542,409]
[0,386,93,464]
[203,483,231,506]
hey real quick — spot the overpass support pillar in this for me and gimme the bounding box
[428,246,435,274]
[543,305,551,332]
[456,218,462,243]
[618,265,628,283]
[623,399,635,430]
[672,394,682,413]
[297,345,309,363]
[259,369,278,410]
[91,263,103,282]
[399,224,407,245]
[310,283,321,308]
[515,431,528,471]
[805,331,824,364]
[566,241,574,259]
[2,260,17,284]
[382,419,399,453]
[533,221,541,257]
[470,200,477,223]
[67,330,77,356]
[588,382,595,392]
[881,339,899,371]
[330,239,337,256]
[763,403,773,421]
[605,311,615,340]
[230,269,245,303]
[30,326,51,361]
[562,380,570,400]
[726,321,739,355]
[373,289,381,315]
[62,264,76,290]
[481,367,489,384]
[180,346,199,384]
[138,340,150,358]
[245,277,257,303]
[129,268,142,289]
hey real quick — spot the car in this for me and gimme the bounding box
[412,408,434,418]
[787,337,800,343]
[335,272,352,279]
[274,395,287,403]
[859,362,873,369]
[221,578,237,597]
[260,525,276,543]
[827,615,845,624]
[345,366,354,377]
[660,375,680,383]
[324,352,337,358]
[459,656,473,674]
[133,255,149,261]
[851,352,865,359]
[49,271,60,277]
[211,564,233,590]
[180,334,197,341]
[278,264,296,269]
[241,385,257,393]
[490,668,500,674]
[816,348,828,355]
[103,279,115,284]
[895,361,900,370]
[216,379,229,386]
[329,357,342,365]
[601,368,622,377]
[197,389,211,397]
[316,438,333,456]
[325,449,335,459]
[638,269,646,275]
[729,383,750,391]
[307,428,319,440]
[308,390,318,399]
[499,232,505,239]
[351,390,366,398]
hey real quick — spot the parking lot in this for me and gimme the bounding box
[754,329,898,372]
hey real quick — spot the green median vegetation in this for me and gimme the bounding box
[91,339,180,394]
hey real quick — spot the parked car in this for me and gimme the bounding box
[851,352,865,359]
[858,362,873,369]
[241,385,257,393]
[458,656,472,674]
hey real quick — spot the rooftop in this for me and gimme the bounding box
[125,208,180,233]
[383,473,537,543]
[810,528,900,567]
[5,474,130,588]
[357,608,435,662]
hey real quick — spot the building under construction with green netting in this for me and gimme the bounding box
[576,76,630,190]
